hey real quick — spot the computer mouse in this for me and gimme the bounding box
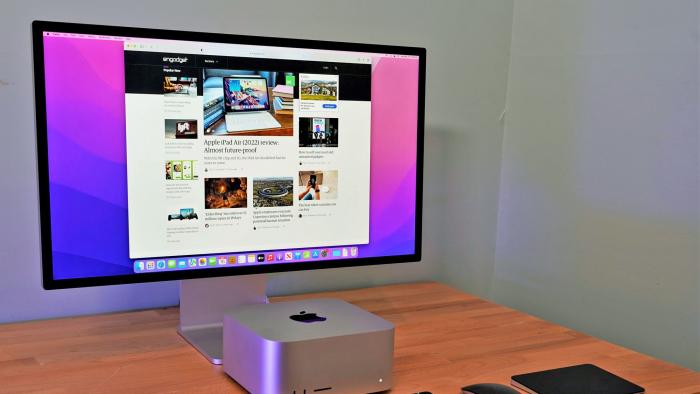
[461,383,519,394]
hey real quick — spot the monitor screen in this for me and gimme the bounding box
[33,21,424,289]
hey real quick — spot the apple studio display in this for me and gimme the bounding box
[34,19,424,394]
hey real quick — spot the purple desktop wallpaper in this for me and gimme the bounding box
[43,35,418,280]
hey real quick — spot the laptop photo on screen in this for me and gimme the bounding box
[223,76,281,132]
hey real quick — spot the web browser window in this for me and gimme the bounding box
[123,39,372,259]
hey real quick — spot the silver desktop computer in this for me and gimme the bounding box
[33,20,425,393]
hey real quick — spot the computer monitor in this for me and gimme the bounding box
[32,21,425,363]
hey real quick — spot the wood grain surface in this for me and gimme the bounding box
[0,282,697,393]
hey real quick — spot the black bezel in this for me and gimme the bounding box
[32,20,425,290]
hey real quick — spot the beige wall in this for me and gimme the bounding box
[492,0,699,369]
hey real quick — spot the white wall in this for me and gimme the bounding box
[0,1,515,321]
[430,2,515,297]
[494,1,699,370]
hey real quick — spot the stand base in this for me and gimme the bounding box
[178,326,225,364]
[177,275,268,364]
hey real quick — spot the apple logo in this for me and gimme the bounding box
[289,310,327,323]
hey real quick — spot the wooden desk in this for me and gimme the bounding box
[0,282,697,393]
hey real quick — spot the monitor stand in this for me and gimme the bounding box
[177,274,268,364]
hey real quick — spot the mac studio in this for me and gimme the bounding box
[0,2,698,394]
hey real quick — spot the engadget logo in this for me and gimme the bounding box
[163,56,188,64]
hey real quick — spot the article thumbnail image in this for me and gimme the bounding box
[253,177,294,208]
[205,178,248,209]
[164,119,198,139]
[224,78,269,109]
[299,117,338,147]
[167,207,198,221]
[300,74,338,101]
[202,68,296,136]
[163,72,198,96]
[298,171,338,201]
[165,160,198,180]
